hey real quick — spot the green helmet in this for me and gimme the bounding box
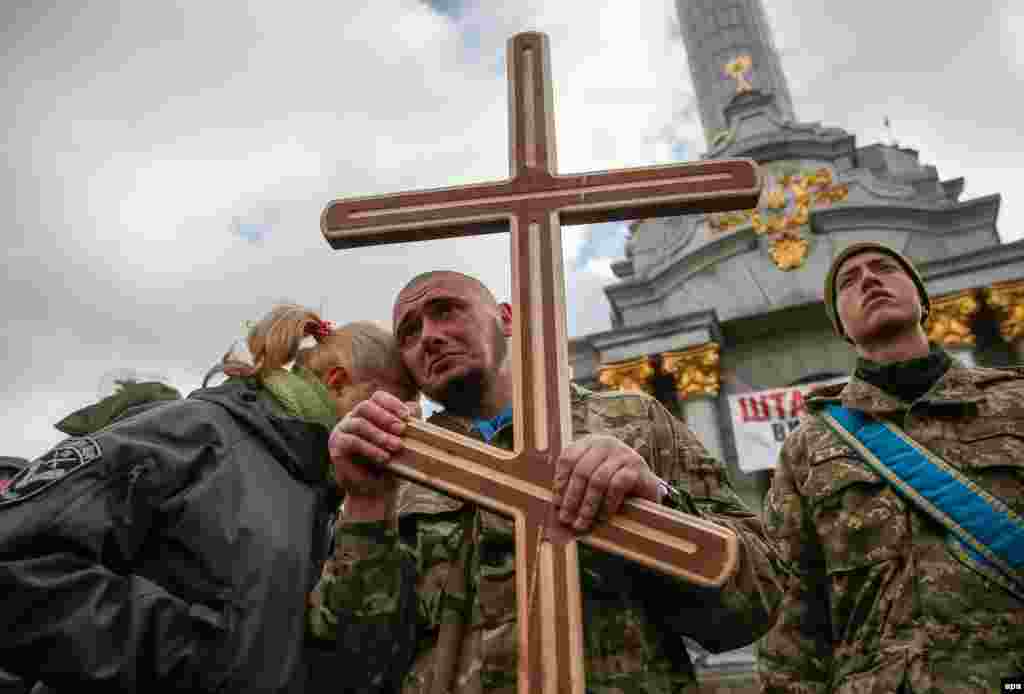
[823,241,930,341]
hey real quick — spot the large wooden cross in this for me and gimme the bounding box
[321,32,761,694]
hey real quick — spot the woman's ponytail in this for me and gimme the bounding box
[247,304,334,377]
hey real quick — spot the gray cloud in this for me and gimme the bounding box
[571,223,629,272]
[422,0,468,20]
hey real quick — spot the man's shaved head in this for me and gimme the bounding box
[391,270,513,417]
[397,271,499,309]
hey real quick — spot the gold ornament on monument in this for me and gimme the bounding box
[598,356,655,394]
[764,188,787,210]
[985,280,1024,342]
[768,231,810,271]
[723,54,754,94]
[661,343,721,399]
[707,164,848,270]
[925,289,979,346]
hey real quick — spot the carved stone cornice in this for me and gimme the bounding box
[985,279,1024,342]
[597,356,654,394]
[661,342,720,399]
[925,289,980,347]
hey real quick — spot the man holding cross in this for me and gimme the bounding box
[309,269,782,693]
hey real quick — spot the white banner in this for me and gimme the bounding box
[728,378,846,472]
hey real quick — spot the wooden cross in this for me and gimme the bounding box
[321,32,761,694]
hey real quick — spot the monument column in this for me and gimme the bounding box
[986,281,1024,361]
[675,0,796,146]
[925,289,981,366]
[661,343,726,461]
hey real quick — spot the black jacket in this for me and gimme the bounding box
[0,457,26,489]
[0,379,339,693]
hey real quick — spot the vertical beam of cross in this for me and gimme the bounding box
[322,32,760,694]
[505,41,581,690]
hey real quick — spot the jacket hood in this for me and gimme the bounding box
[806,363,1024,415]
[55,381,183,435]
[0,456,27,470]
[191,379,333,487]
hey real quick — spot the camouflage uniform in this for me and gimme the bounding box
[310,384,782,693]
[761,364,1024,694]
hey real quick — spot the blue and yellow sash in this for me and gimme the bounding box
[822,404,1024,600]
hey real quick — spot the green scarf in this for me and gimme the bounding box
[260,365,339,485]
[260,364,340,432]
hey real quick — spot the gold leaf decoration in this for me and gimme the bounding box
[985,280,1024,342]
[925,290,980,346]
[724,55,754,94]
[768,232,810,271]
[598,356,655,394]
[661,343,720,399]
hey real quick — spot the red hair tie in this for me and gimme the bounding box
[305,319,335,340]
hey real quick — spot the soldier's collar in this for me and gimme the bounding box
[853,344,952,406]
[813,362,991,416]
[470,405,514,443]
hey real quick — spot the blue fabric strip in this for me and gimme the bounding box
[470,405,513,443]
[825,404,1024,582]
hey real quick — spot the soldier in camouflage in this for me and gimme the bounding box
[310,271,783,693]
[760,242,1024,693]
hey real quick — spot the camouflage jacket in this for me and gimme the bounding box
[309,384,781,693]
[760,364,1024,694]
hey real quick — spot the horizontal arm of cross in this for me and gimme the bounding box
[321,159,760,249]
[389,419,739,588]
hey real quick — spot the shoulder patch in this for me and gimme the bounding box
[0,437,102,506]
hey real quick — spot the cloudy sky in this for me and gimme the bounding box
[2,0,1021,459]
